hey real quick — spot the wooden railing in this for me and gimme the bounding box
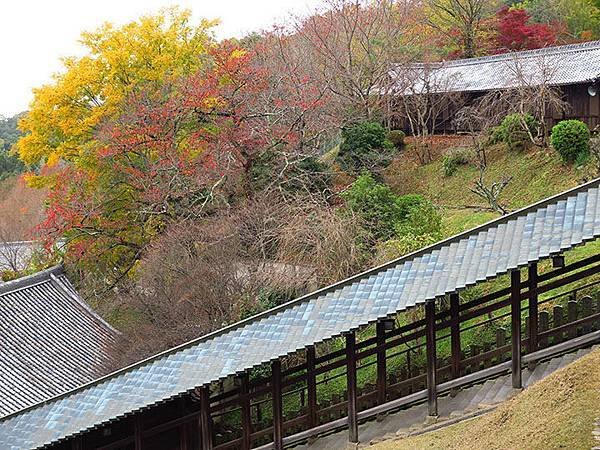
[204,254,600,449]
[89,253,600,450]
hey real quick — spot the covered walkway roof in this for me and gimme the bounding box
[1,179,600,449]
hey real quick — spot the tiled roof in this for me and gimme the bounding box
[394,40,600,94]
[0,266,120,419]
[1,179,600,449]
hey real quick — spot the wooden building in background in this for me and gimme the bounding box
[391,41,600,134]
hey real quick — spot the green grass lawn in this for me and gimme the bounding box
[385,144,582,211]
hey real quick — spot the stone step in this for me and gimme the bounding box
[541,357,562,378]
[480,376,506,406]
[557,353,577,370]
[468,379,496,408]
[454,385,482,413]
[525,361,549,386]
[490,376,512,404]
[463,384,487,411]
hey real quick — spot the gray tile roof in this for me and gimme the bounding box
[394,40,600,94]
[1,179,600,449]
[0,266,120,419]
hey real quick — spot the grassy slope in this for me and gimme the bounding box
[374,346,600,450]
[387,144,580,208]
[385,143,585,236]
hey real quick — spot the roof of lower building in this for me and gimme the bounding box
[0,266,120,419]
[1,179,600,449]
[393,40,600,94]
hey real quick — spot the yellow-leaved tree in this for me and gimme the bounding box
[17,7,217,176]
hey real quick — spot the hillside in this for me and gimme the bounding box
[374,346,600,450]
[384,139,587,236]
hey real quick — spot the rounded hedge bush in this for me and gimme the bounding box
[551,120,590,163]
[337,122,395,174]
[492,113,539,152]
[387,130,406,149]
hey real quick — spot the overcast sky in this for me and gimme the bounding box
[0,0,323,117]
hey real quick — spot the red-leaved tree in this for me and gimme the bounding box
[495,7,560,52]
[39,42,329,286]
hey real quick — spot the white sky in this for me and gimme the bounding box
[0,0,323,117]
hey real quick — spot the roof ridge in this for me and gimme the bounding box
[49,273,122,336]
[2,178,599,424]
[0,265,64,296]
[435,40,600,68]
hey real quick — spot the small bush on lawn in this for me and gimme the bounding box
[491,113,539,152]
[387,130,406,149]
[441,147,475,176]
[551,119,590,163]
[337,122,396,174]
[341,173,427,242]
[374,233,440,262]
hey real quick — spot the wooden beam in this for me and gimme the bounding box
[306,346,318,429]
[450,293,461,380]
[178,397,190,450]
[511,269,522,389]
[240,373,252,450]
[425,299,438,416]
[134,416,142,450]
[528,263,539,353]
[272,360,284,450]
[199,386,213,450]
[346,332,359,443]
[376,321,387,405]
[71,436,83,450]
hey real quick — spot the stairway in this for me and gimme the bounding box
[298,346,596,450]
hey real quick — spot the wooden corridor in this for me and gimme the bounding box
[52,251,600,450]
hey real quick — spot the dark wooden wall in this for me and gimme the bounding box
[393,82,600,134]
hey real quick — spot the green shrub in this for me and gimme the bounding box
[341,173,427,241]
[551,119,590,163]
[441,147,474,176]
[337,122,396,174]
[492,113,539,152]
[395,201,442,237]
[387,130,406,149]
[375,233,440,262]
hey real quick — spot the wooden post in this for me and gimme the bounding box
[450,292,461,380]
[240,373,252,450]
[528,263,539,353]
[272,360,284,450]
[567,300,578,338]
[134,416,142,450]
[346,332,359,444]
[376,321,387,405]
[539,311,549,348]
[71,436,83,450]
[199,386,213,450]
[510,269,522,389]
[425,299,438,416]
[306,346,318,428]
[179,397,190,450]
[582,296,593,333]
